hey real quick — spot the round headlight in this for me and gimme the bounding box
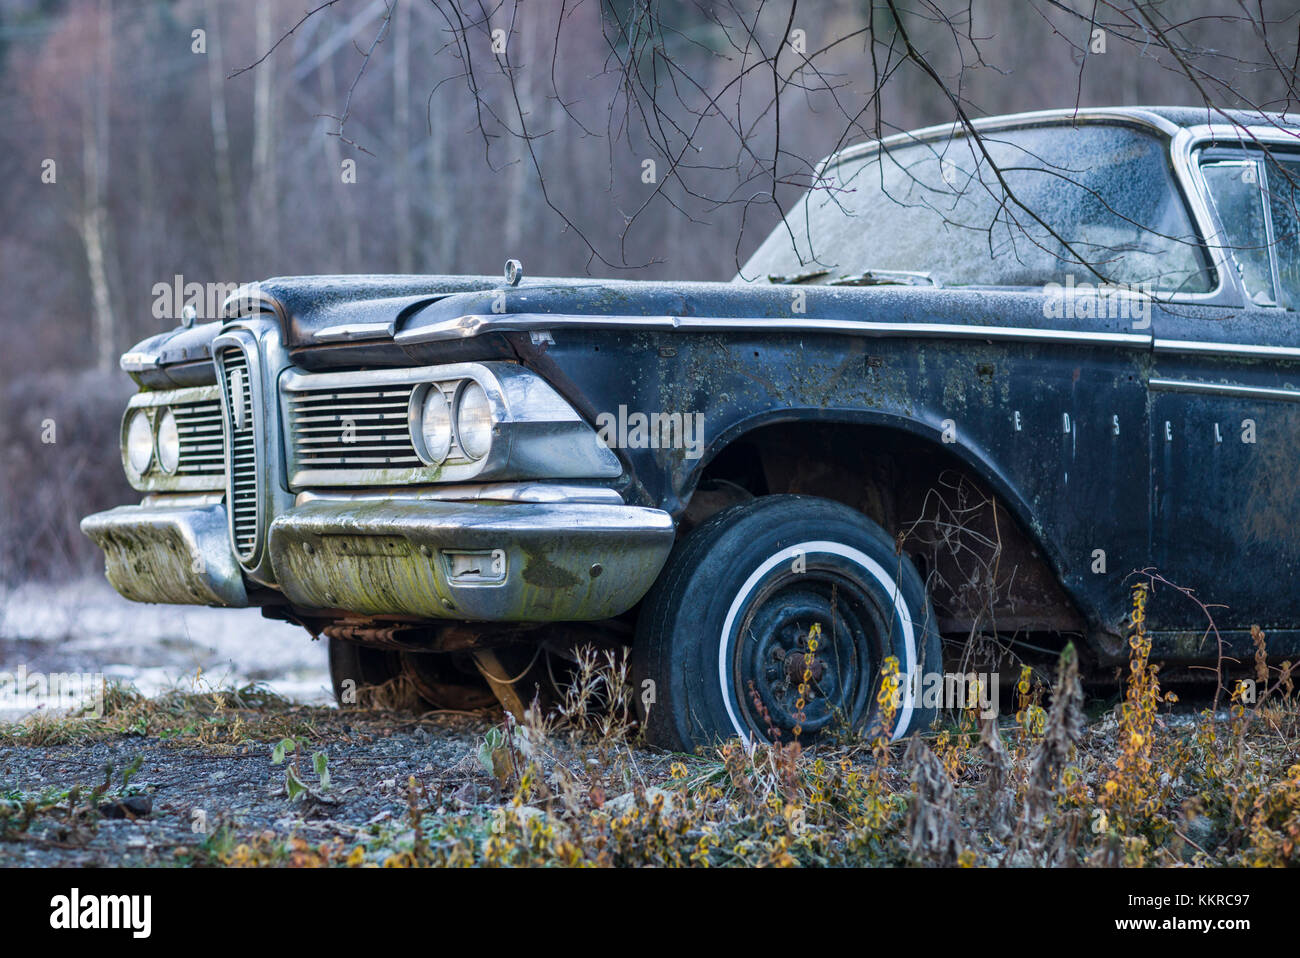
[455,381,493,460]
[156,407,180,474]
[416,387,453,464]
[125,409,153,476]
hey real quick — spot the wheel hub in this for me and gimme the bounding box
[738,582,877,740]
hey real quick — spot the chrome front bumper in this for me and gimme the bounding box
[80,499,250,607]
[83,493,676,621]
[266,499,676,620]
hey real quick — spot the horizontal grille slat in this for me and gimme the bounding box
[293,426,409,437]
[289,389,413,402]
[297,434,412,445]
[292,411,409,425]
[296,458,424,467]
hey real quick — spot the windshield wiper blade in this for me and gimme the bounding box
[768,268,941,287]
[828,269,940,288]
[768,269,830,284]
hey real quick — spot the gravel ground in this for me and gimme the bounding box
[0,580,518,866]
[0,708,503,866]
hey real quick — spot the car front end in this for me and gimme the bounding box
[82,279,676,631]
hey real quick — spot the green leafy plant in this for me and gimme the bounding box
[476,726,513,791]
[271,738,330,802]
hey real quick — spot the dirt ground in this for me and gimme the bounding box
[0,581,506,866]
[0,705,503,866]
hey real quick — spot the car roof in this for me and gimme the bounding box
[1124,104,1300,130]
[826,106,1300,170]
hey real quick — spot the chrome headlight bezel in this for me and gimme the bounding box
[409,383,454,466]
[124,408,154,478]
[155,407,181,474]
[452,380,493,461]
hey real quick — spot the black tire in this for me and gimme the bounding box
[632,495,941,751]
[328,637,404,708]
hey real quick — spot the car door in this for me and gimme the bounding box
[1150,144,1300,638]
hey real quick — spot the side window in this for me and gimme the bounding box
[1200,158,1276,306]
[1263,157,1300,309]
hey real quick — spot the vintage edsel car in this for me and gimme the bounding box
[84,107,1300,750]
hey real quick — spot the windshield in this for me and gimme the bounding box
[738,123,1212,292]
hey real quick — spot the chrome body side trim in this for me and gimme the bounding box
[1155,339,1300,361]
[1149,377,1300,402]
[313,322,394,342]
[394,313,1155,347]
[120,350,162,373]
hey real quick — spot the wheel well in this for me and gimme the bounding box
[683,421,1086,638]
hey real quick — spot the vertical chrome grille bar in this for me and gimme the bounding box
[219,346,260,563]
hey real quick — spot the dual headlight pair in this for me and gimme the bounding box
[124,407,180,477]
[409,379,493,465]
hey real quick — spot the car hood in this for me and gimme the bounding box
[261,273,991,350]
[120,271,1057,385]
[262,273,783,349]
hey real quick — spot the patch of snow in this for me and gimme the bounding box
[0,577,331,719]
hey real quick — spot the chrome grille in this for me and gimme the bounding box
[287,384,424,468]
[220,347,259,561]
[172,398,224,476]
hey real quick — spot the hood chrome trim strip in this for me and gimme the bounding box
[395,311,1153,348]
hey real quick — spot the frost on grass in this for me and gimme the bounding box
[2,608,1298,867]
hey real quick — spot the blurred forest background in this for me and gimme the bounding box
[0,0,1294,587]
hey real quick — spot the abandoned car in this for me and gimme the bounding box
[84,107,1300,750]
